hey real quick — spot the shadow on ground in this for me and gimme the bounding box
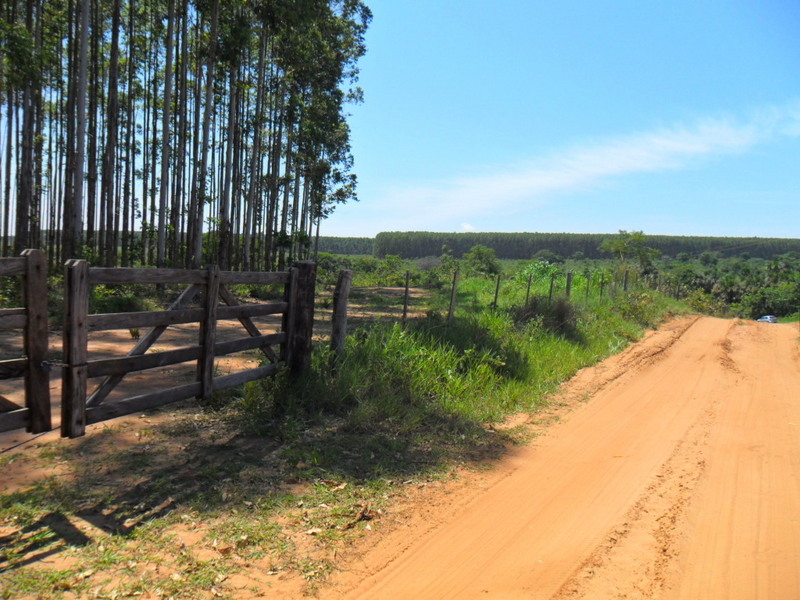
[0,398,515,575]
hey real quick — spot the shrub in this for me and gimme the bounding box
[612,290,668,327]
[90,284,155,314]
[315,252,353,287]
[686,290,730,317]
[463,245,501,277]
[739,281,800,318]
[510,296,580,339]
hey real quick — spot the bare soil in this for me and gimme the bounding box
[3,315,799,599]
[320,316,800,599]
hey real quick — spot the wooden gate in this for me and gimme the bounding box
[0,250,51,434]
[60,261,316,438]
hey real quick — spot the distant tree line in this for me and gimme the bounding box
[1,0,370,270]
[370,232,800,261]
[316,235,372,255]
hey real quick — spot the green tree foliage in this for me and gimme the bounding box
[599,230,660,274]
[316,236,373,255]
[659,251,800,318]
[372,232,800,262]
[741,282,800,317]
[463,244,500,277]
[515,260,561,285]
[0,0,372,269]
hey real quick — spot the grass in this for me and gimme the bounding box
[0,277,686,599]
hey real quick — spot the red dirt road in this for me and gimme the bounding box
[326,317,800,599]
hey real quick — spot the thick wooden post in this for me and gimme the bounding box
[492,274,501,309]
[330,269,352,358]
[282,266,298,365]
[548,273,555,304]
[62,259,89,438]
[287,261,316,376]
[565,272,573,298]
[22,249,51,433]
[197,264,220,399]
[623,269,630,292]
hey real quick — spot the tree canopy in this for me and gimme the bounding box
[371,231,800,262]
[0,0,371,269]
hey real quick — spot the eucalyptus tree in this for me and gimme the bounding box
[100,0,122,266]
[187,0,219,268]
[154,0,175,267]
[62,0,90,262]
[1,0,371,270]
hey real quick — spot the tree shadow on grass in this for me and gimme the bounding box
[0,512,91,573]
[0,401,515,574]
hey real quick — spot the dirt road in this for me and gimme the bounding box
[326,317,800,599]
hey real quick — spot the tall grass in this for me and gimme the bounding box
[234,286,684,450]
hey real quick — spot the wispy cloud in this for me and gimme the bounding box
[371,102,800,230]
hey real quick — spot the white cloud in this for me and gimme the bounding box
[460,222,476,231]
[367,102,800,231]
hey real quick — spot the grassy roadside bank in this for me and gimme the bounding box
[0,289,686,599]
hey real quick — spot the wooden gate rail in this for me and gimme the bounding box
[0,249,51,434]
[61,260,316,438]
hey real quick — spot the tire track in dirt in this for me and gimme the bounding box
[325,317,800,600]
[551,325,730,599]
[663,319,800,600]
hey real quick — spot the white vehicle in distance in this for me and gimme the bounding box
[756,315,778,323]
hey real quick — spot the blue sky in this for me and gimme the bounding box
[322,0,800,239]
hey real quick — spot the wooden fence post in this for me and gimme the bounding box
[492,274,501,309]
[62,259,89,438]
[525,273,533,306]
[282,267,298,366]
[401,270,410,325]
[288,260,316,376]
[197,264,220,399]
[331,269,352,359]
[585,271,591,302]
[623,269,630,292]
[447,269,459,324]
[22,249,51,433]
[565,272,573,298]
[548,273,555,304]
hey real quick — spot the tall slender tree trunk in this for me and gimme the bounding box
[170,0,189,266]
[265,100,283,270]
[157,0,175,267]
[86,0,100,259]
[101,0,121,266]
[218,65,237,269]
[15,0,36,254]
[121,0,136,266]
[141,36,151,265]
[4,71,15,256]
[189,0,219,268]
[64,0,90,262]
[30,0,45,250]
[243,42,265,269]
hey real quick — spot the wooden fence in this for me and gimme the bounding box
[0,253,316,439]
[0,250,51,434]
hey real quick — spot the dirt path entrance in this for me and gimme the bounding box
[322,317,800,599]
